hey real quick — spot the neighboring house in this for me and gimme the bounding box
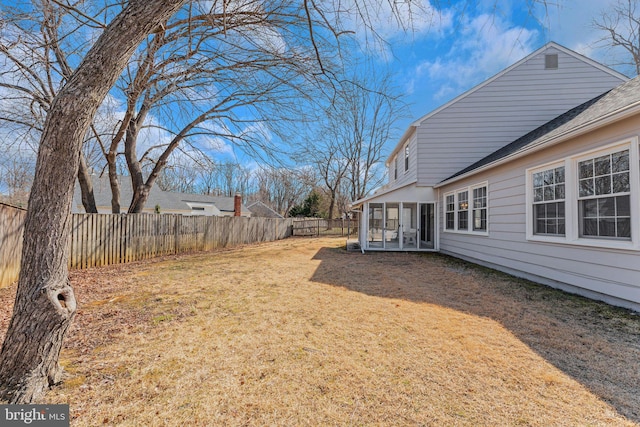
[72,175,251,217]
[354,42,640,311]
[246,201,284,218]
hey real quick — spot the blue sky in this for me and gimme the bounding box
[0,0,633,189]
[375,0,632,151]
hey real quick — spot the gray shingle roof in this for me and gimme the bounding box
[441,75,640,184]
[73,175,249,215]
[246,201,283,218]
[73,175,168,211]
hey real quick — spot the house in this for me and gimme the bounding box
[354,42,640,311]
[246,200,284,218]
[72,175,251,217]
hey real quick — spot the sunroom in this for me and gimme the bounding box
[353,184,438,251]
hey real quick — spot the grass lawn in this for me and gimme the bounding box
[1,236,639,426]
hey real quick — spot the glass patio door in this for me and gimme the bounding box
[402,203,418,249]
[385,203,400,249]
[368,203,384,248]
[419,203,435,249]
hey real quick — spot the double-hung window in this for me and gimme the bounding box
[472,186,487,231]
[457,191,469,230]
[528,139,638,248]
[445,194,455,230]
[393,156,398,180]
[444,183,488,234]
[532,165,565,236]
[578,149,631,239]
[404,145,410,172]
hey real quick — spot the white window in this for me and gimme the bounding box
[472,186,487,231]
[457,190,468,230]
[577,149,630,239]
[445,194,455,230]
[404,145,409,172]
[532,165,565,236]
[393,156,398,180]
[527,139,639,249]
[443,183,488,234]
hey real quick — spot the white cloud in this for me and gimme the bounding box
[369,0,454,39]
[410,13,538,100]
[198,135,234,155]
[533,0,635,75]
[346,0,454,60]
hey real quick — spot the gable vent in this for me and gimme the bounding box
[545,53,559,69]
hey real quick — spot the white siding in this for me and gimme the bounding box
[383,132,418,190]
[417,45,627,185]
[438,116,640,309]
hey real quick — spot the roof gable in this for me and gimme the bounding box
[412,42,627,128]
[439,75,640,185]
[387,42,628,163]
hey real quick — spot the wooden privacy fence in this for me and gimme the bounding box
[69,214,293,269]
[0,203,27,289]
[292,218,359,237]
[0,208,294,287]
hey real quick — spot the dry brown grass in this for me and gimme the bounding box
[1,236,639,426]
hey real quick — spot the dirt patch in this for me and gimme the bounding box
[0,237,638,426]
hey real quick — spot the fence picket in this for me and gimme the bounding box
[0,206,295,288]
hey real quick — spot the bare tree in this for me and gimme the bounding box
[339,69,405,202]
[253,166,316,217]
[297,65,405,217]
[155,163,201,193]
[594,0,640,76]
[0,0,188,404]
[300,138,350,219]
[0,1,105,213]
[0,154,35,208]
[97,1,347,214]
[0,0,421,404]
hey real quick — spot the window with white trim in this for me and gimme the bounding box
[532,165,565,236]
[577,149,630,239]
[472,186,487,231]
[527,139,638,248]
[445,194,455,230]
[393,156,398,180]
[457,190,468,230]
[404,145,409,172]
[443,183,488,233]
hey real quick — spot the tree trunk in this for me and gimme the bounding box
[0,0,187,404]
[107,152,121,214]
[77,152,98,213]
[328,189,336,221]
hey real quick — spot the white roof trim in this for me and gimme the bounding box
[352,180,418,206]
[435,101,640,188]
[385,42,628,163]
[412,42,628,128]
[385,127,416,167]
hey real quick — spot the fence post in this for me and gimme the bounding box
[174,214,180,254]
